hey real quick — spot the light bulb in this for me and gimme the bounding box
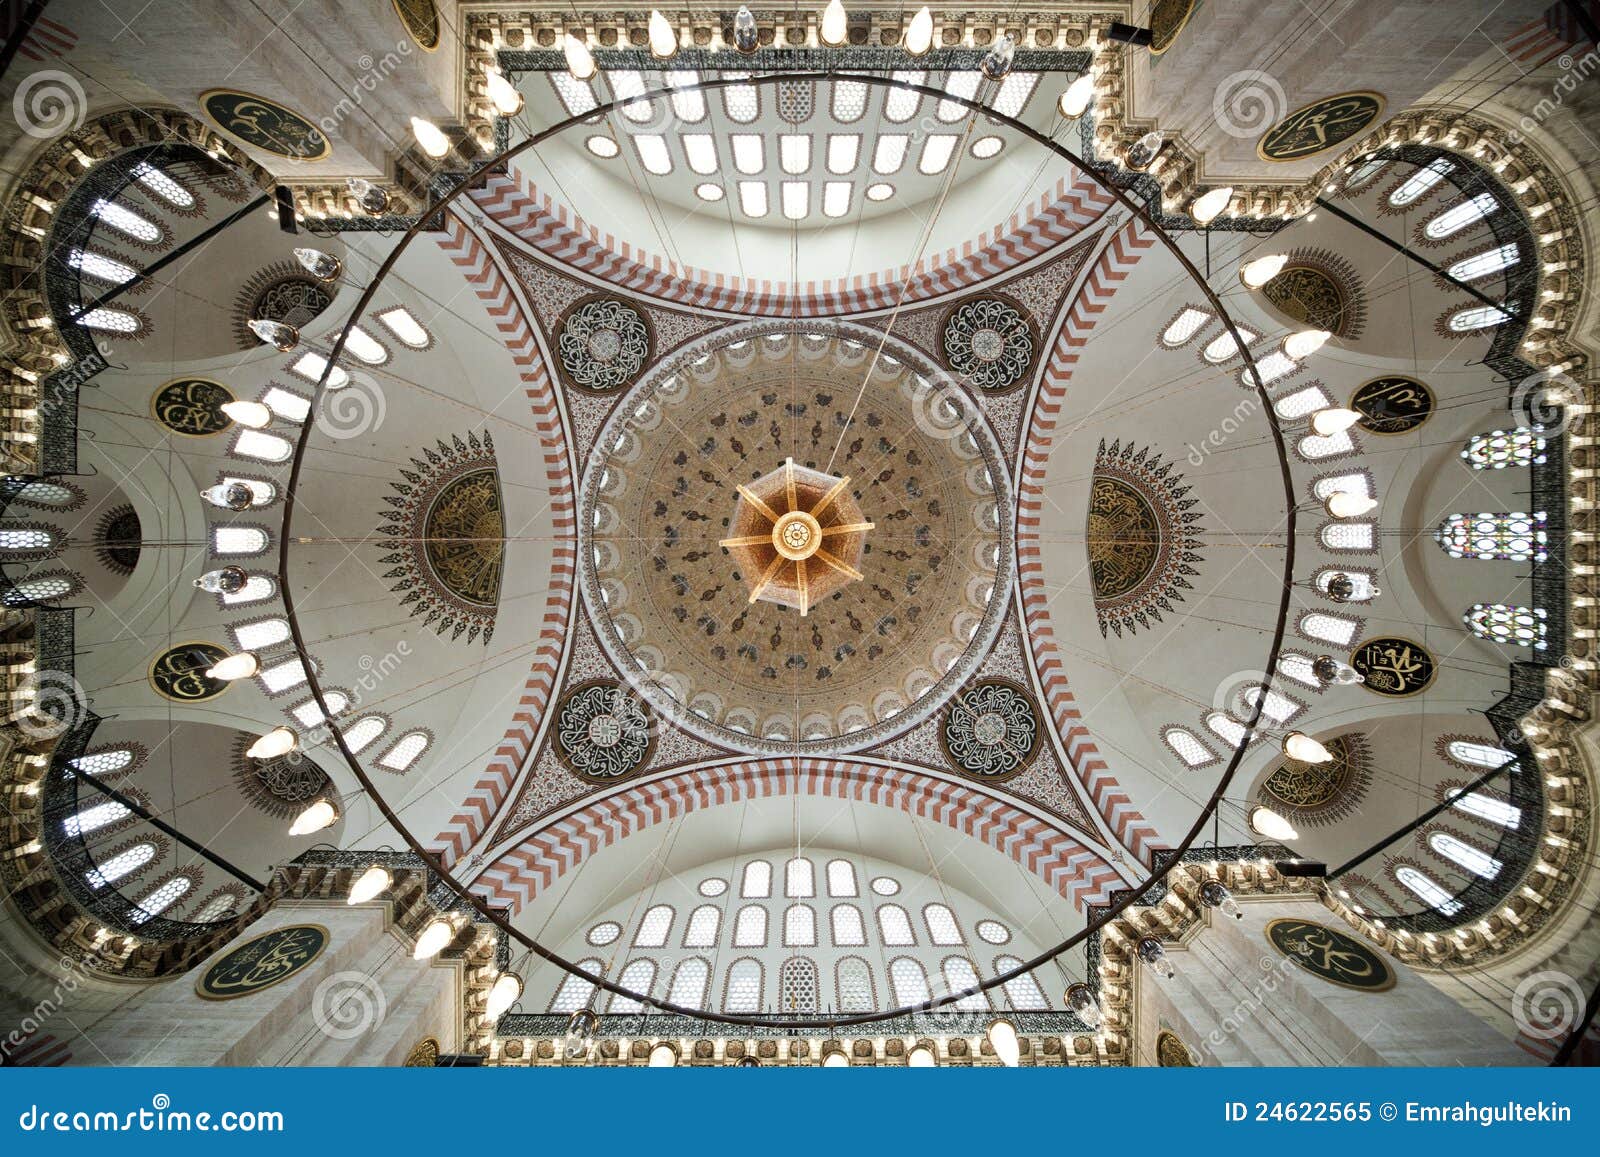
[648,10,677,58]
[562,32,597,79]
[986,1018,1020,1067]
[193,566,248,594]
[246,727,297,759]
[907,1044,936,1067]
[904,7,933,56]
[1325,491,1378,518]
[1137,937,1175,980]
[413,917,454,960]
[647,1042,678,1067]
[1312,655,1364,685]
[1284,328,1331,358]
[822,1049,849,1067]
[201,482,254,511]
[981,34,1015,80]
[820,0,847,46]
[248,318,299,351]
[411,116,450,158]
[220,400,272,428]
[1058,73,1094,118]
[347,865,392,904]
[1248,804,1300,842]
[205,651,259,681]
[1284,732,1334,764]
[1239,253,1288,289]
[292,247,342,281]
[1189,186,1234,225]
[484,68,524,116]
[1200,880,1244,921]
[1310,407,1361,437]
[485,972,523,1021]
[1065,982,1103,1028]
[563,1008,599,1058]
[346,177,389,214]
[733,7,759,53]
[288,796,339,836]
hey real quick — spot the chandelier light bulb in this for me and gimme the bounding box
[484,972,524,1021]
[413,917,454,960]
[1248,804,1300,842]
[1325,491,1378,518]
[201,482,254,511]
[1058,73,1095,118]
[1284,328,1332,358]
[820,0,847,47]
[1065,982,1103,1028]
[981,34,1016,80]
[193,566,248,594]
[205,651,259,681]
[292,247,342,281]
[1200,880,1245,921]
[1137,937,1175,980]
[347,865,392,905]
[986,1018,1021,1067]
[563,1008,599,1059]
[733,7,759,53]
[904,7,933,56]
[647,1042,678,1067]
[648,10,678,59]
[410,116,450,158]
[220,400,273,428]
[1239,253,1288,289]
[246,727,298,760]
[906,1043,936,1067]
[1310,407,1362,438]
[563,32,597,79]
[1313,655,1365,685]
[484,68,524,116]
[1283,731,1334,764]
[248,318,299,351]
[346,177,389,214]
[288,796,339,837]
[1189,186,1234,226]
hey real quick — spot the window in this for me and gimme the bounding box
[1396,866,1463,915]
[194,893,239,922]
[608,960,656,1012]
[3,576,78,605]
[976,919,1011,945]
[1161,307,1211,347]
[212,527,267,555]
[1163,726,1216,767]
[1320,521,1375,551]
[1203,327,1257,363]
[889,957,931,1005]
[682,904,720,948]
[125,162,192,209]
[783,904,816,946]
[872,134,909,174]
[1277,652,1322,689]
[1429,832,1502,878]
[1424,193,1498,239]
[87,842,154,888]
[10,481,78,508]
[1299,612,1360,646]
[378,731,429,771]
[870,876,900,896]
[822,181,851,218]
[779,134,811,174]
[1446,740,1514,770]
[341,715,387,753]
[607,70,651,123]
[994,955,1050,1010]
[885,70,924,121]
[724,958,762,1012]
[74,308,141,333]
[587,921,621,946]
[1275,385,1332,420]
[666,958,709,1008]
[733,904,767,947]
[232,429,292,463]
[826,859,857,897]
[831,78,867,121]
[779,957,818,1013]
[837,957,874,1012]
[1448,305,1512,332]
[698,878,727,897]
[216,477,276,506]
[781,181,808,220]
[730,133,764,174]
[261,387,311,423]
[1313,472,1373,502]
[1314,568,1378,602]
[634,904,673,947]
[259,657,308,693]
[785,857,814,897]
[341,326,388,365]
[918,134,958,175]
[1241,351,1301,389]
[0,528,56,551]
[993,72,1039,118]
[722,75,759,122]
[68,749,135,777]
[827,134,860,174]
[633,134,672,175]
[943,957,988,1011]
[550,959,601,1012]
[1466,603,1547,650]
[924,903,963,945]
[1298,429,1356,459]
[877,904,914,945]
[290,352,349,389]
[1241,684,1305,724]
[130,876,191,923]
[291,691,346,727]
[1450,788,1521,829]
[1204,711,1249,749]
[737,180,768,217]
[681,133,717,174]
[741,860,771,898]
[69,247,136,283]
[938,71,981,120]
[1388,158,1453,207]
[971,135,1004,158]
[665,70,705,122]
[548,72,597,116]
[376,307,430,349]
[231,618,289,651]
[63,800,129,837]
[1463,427,1546,470]
[1449,243,1519,282]
[91,198,159,241]
[1435,512,1546,561]
[830,904,866,946]
[1342,156,1388,191]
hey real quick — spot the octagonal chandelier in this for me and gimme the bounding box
[720,458,874,616]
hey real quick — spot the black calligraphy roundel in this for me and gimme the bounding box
[195,924,328,1000]
[1350,636,1436,697]
[1266,918,1395,991]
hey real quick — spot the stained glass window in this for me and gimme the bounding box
[1462,427,1546,470]
[1465,603,1547,649]
[1435,512,1546,561]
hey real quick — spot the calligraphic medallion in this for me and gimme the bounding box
[152,377,235,437]
[196,924,329,1000]
[1156,1030,1194,1066]
[1257,92,1385,163]
[1148,0,1196,55]
[390,0,441,51]
[198,89,331,161]
[149,641,231,702]
[1350,636,1435,697]
[1265,918,1395,992]
[1350,376,1434,435]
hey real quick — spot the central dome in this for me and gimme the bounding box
[579,325,1012,752]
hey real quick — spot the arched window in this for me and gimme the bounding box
[830,904,866,946]
[724,959,763,1012]
[215,477,276,506]
[1241,684,1306,724]
[1424,193,1498,239]
[1299,612,1361,646]
[341,715,387,753]
[194,893,239,922]
[68,748,135,778]
[63,800,129,837]
[1449,788,1521,829]
[231,429,293,463]
[1313,473,1372,501]
[549,958,601,1012]
[378,731,429,771]
[292,691,349,728]
[1342,156,1388,191]
[994,955,1050,1010]
[826,858,857,897]
[86,842,154,888]
[1388,157,1453,206]
[1163,726,1217,767]
[212,526,267,556]
[130,876,192,923]
[341,326,389,365]
[1448,243,1520,282]
[1396,866,1463,915]
[259,657,308,693]
[889,957,931,1005]
[230,618,290,650]
[942,957,989,1010]
[261,386,312,423]
[1446,740,1514,770]
[69,248,136,283]
[1275,384,1332,420]
[1429,832,1502,878]
[785,856,814,897]
[1297,430,1356,460]
[1160,307,1211,347]
[0,528,57,551]
[923,903,963,945]
[733,904,767,947]
[633,904,674,947]
[877,904,915,946]
[1435,512,1547,561]
[222,573,276,605]
[9,481,80,508]
[1319,521,1375,551]
[1202,327,1258,363]
[1314,568,1378,602]
[1447,305,1511,332]
[376,306,431,348]
[130,161,194,208]
[1463,428,1546,470]
[608,959,656,1012]
[1465,603,1547,650]
[682,904,720,948]
[289,352,348,389]
[783,904,816,946]
[667,958,710,1008]
[741,860,771,898]
[836,956,875,1012]
[779,957,818,1013]
[3,575,80,605]
[1204,712,1250,749]
[91,198,159,241]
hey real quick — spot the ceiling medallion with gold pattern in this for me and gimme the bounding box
[1260,248,1367,339]
[1259,731,1371,827]
[1148,0,1197,55]
[391,0,440,51]
[1258,91,1386,162]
